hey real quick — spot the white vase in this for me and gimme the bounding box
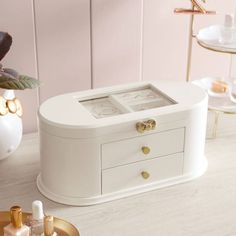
[0,90,23,160]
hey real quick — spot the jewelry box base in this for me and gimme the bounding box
[37,157,208,206]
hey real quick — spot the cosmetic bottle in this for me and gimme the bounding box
[3,206,30,236]
[41,216,57,236]
[219,14,234,44]
[27,200,44,236]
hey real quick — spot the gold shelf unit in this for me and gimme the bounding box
[174,1,236,137]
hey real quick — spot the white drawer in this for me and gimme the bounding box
[102,152,184,194]
[102,128,185,169]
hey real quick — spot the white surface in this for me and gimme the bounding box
[0,90,22,160]
[38,81,208,205]
[1,133,236,235]
[39,130,101,198]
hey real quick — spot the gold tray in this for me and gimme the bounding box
[0,212,80,236]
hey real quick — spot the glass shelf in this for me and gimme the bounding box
[196,25,236,54]
[79,86,176,119]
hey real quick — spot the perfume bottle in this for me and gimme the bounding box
[219,14,234,44]
[27,200,44,236]
[41,216,57,236]
[3,206,30,236]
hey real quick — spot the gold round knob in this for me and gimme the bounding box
[136,119,157,133]
[136,122,146,133]
[147,119,156,130]
[141,171,150,179]
[142,146,150,155]
[145,123,152,131]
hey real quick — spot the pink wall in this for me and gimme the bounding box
[0,0,236,133]
[91,0,143,88]
[34,0,92,103]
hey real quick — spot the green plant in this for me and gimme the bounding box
[0,32,40,90]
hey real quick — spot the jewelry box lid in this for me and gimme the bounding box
[38,81,207,139]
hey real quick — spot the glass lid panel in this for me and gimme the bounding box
[79,86,176,119]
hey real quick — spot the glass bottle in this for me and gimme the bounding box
[4,206,30,236]
[219,14,234,44]
[41,216,57,236]
[27,200,44,236]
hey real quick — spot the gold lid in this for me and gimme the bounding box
[44,215,55,236]
[10,206,23,228]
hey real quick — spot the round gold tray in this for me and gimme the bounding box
[0,211,80,236]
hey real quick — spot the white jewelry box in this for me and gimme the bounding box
[37,81,208,206]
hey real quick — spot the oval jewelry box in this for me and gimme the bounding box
[37,81,208,206]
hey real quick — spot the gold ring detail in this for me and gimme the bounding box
[0,96,23,117]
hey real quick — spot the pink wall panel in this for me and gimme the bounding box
[228,1,236,78]
[142,0,190,82]
[0,0,38,133]
[34,0,91,103]
[231,56,236,78]
[91,0,143,88]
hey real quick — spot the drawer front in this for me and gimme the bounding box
[102,128,185,169]
[102,152,183,194]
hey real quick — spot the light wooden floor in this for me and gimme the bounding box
[0,133,236,236]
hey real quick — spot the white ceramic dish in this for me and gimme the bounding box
[192,77,236,113]
[197,25,222,42]
[192,77,229,98]
[197,25,236,53]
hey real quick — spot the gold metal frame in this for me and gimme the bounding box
[174,0,225,138]
[197,39,236,54]
[176,2,236,138]
[174,0,216,82]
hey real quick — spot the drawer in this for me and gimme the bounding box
[102,128,185,169]
[102,152,183,194]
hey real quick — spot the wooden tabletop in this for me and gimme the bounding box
[0,133,236,236]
